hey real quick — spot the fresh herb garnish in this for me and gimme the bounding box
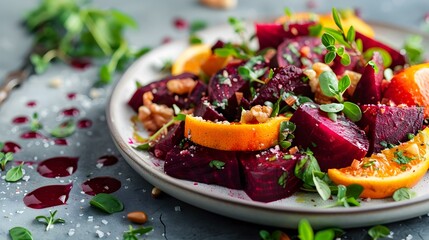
[9,226,33,240]
[298,219,342,240]
[393,150,413,164]
[278,171,288,188]
[259,230,289,240]
[318,71,361,122]
[123,225,153,240]
[367,225,390,240]
[407,133,415,140]
[393,187,416,201]
[50,120,76,138]
[30,112,43,132]
[403,35,425,65]
[35,210,65,231]
[325,184,362,208]
[90,193,124,214]
[5,163,24,182]
[380,141,396,149]
[278,121,296,149]
[158,59,173,74]
[209,160,225,170]
[188,20,207,45]
[0,152,14,171]
[25,0,149,83]
[238,56,267,84]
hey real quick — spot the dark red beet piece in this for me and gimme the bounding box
[255,21,317,49]
[127,73,200,112]
[238,148,302,202]
[152,122,185,160]
[358,104,424,154]
[290,103,369,171]
[193,99,226,122]
[352,52,385,104]
[164,143,242,189]
[274,36,325,69]
[251,65,312,106]
[330,53,361,75]
[356,31,406,69]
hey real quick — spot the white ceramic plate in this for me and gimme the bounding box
[107,22,429,229]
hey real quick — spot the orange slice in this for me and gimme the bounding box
[328,127,429,199]
[171,44,212,75]
[184,115,289,151]
[200,54,232,77]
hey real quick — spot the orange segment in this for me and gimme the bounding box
[383,63,429,118]
[200,54,232,77]
[328,127,429,199]
[171,44,212,75]
[184,115,289,151]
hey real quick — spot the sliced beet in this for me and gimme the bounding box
[356,31,406,69]
[164,143,242,189]
[352,52,385,104]
[128,73,201,112]
[239,148,302,202]
[193,99,226,122]
[290,103,369,171]
[358,104,424,154]
[274,36,325,68]
[255,21,316,49]
[330,53,361,75]
[251,65,312,106]
[152,122,185,160]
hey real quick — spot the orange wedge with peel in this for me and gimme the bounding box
[328,127,429,199]
[184,115,289,151]
[172,44,212,75]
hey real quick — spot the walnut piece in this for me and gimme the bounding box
[138,92,173,133]
[166,78,197,95]
[240,105,273,124]
[303,63,336,104]
[199,0,237,9]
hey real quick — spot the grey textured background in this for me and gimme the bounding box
[1,0,429,239]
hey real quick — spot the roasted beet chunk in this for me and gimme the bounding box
[352,52,384,104]
[290,103,369,171]
[358,104,424,154]
[152,122,185,160]
[251,65,312,106]
[193,99,226,122]
[164,143,242,189]
[273,36,325,68]
[255,21,317,49]
[239,147,301,202]
[128,73,203,112]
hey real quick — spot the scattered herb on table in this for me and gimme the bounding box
[393,187,416,201]
[35,210,65,231]
[5,163,24,182]
[9,226,33,240]
[50,119,76,138]
[259,230,290,240]
[90,193,124,214]
[30,112,43,132]
[25,0,150,83]
[297,219,343,240]
[123,225,153,240]
[0,152,14,171]
[367,225,391,240]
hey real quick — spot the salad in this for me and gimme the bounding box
[128,8,429,204]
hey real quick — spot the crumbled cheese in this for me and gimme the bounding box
[68,228,75,236]
[96,230,105,238]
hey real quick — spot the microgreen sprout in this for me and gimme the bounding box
[123,225,153,240]
[0,152,13,171]
[35,210,65,231]
[5,163,24,182]
[392,187,416,201]
[367,225,391,240]
[30,112,43,132]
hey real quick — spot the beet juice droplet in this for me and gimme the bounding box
[12,116,29,124]
[70,58,91,70]
[37,156,79,178]
[53,139,68,146]
[2,142,21,153]
[26,101,37,107]
[61,107,79,117]
[23,183,73,209]
[20,131,45,139]
[97,155,118,166]
[77,119,92,128]
[81,177,121,196]
[67,92,77,100]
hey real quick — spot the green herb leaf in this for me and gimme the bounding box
[319,103,344,113]
[30,54,50,74]
[324,51,337,64]
[0,152,14,171]
[298,219,314,240]
[346,184,364,199]
[189,20,207,34]
[123,225,153,240]
[380,141,396,149]
[174,113,186,121]
[338,75,351,94]
[189,35,203,45]
[284,7,292,17]
[228,17,245,36]
[321,33,336,47]
[346,26,355,43]
[363,48,392,68]
[294,150,321,187]
[135,143,150,151]
[393,187,416,201]
[313,173,331,200]
[367,60,379,74]
[30,112,43,132]
[314,229,335,240]
[90,193,124,214]
[5,163,24,182]
[368,225,390,240]
[209,160,225,170]
[277,171,288,188]
[393,151,413,164]
[340,53,351,66]
[35,210,65,231]
[309,23,323,37]
[403,35,424,65]
[50,120,76,138]
[331,8,343,31]
[342,101,362,122]
[319,71,339,97]
[9,226,33,240]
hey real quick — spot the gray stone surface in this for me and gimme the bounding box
[0,0,429,239]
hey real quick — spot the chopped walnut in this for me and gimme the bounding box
[166,78,197,95]
[138,92,174,133]
[343,70,362,96]
[240,105,273,124]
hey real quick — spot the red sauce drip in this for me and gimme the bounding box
[15,160,37,166]
[23,183,73,209]
[12,116,29,124]
[70,58,92,70]
[61,107,80,117]
[20,131,45,139]
[162,37,172,44]
[77,119,93,128]
[53,139,68,146]
[26,101,37,107]
[173,17,188,30]
[67,92,77,100]
[97,155,118,166]
[81,177,121,196]
[2,142,21,153]
[37,156,79,178]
